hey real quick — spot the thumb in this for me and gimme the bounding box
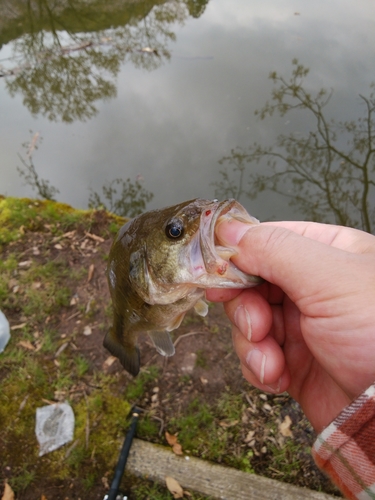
[216,219,353,305]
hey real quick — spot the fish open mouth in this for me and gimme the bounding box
[198,199,262,287]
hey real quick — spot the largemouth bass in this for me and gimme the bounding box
[105,198,261,376]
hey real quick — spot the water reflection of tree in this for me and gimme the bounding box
[6,37,118,122]
[3,0,206,122]
[17,132,60,201]
[214,60,375,233]
[186,0,210,18]
[17,131,153,216]
[88,178,154,218]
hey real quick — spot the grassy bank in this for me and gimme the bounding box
[0,197,339,499]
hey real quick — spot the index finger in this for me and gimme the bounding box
[261,221,375,254]
[214,220,364,306]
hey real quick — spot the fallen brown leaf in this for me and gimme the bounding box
[172,442,183,456]
[1,481,15,500]
[244,430,255,443]
[219,419,239,428]
[103,356,117,370]
[70,295,79,306]
[279,415,293,437]
[8,278,18,289]
[35,340,44,352]
[87,264,95,283]
[18,260,32,268]
[101,476,109,490]
[85,231,105,243]
[165,476,184,499]
[11,322,27,330]
[83,325,92,336]
[62,230,76,239]
[17,340,35,350]
[165,431,178,446]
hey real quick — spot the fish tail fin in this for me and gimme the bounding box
[148,331,175,357]
[103,328,140,377]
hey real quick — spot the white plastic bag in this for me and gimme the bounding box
[0,310,10,353]
[35,402,75,456]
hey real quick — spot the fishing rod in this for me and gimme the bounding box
[103,407,141,500]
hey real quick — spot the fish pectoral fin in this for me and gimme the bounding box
[165,312,186,332]
[103,329,140,377]
[148,331,175,357]
[194,298,209,317]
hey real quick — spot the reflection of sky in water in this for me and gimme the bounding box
[0,0,375,221]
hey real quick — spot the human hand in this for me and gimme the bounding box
[206,220,375,432]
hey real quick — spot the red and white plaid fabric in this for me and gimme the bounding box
[312,384,375,499]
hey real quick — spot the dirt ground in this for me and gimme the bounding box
[0,200,341,499]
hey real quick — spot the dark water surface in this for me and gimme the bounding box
[1,0,374,230]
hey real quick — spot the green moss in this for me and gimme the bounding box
[0,197,134,496]
[0,352,131,490]
[61,389,131,475]
[170,398,215,450]
[129,480,214,500]
[195,348,208,368]
[137,415,160,439]
[9,468,36,492]
[0,255,19,305]
[0,197,80,244]
[216,392,244,421]
[168,392,255,471]
[125,366,160,401]
[0,196,124,248]
[74,355,91,377]
[109,220,122,234]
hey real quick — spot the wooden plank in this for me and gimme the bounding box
[126,439,337,500]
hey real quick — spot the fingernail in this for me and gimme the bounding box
[246,349,267,384]
[215,219,251,246]
[266,376,282,393]
[234,305,252,341]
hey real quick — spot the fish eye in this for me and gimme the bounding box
[165,218,184,239]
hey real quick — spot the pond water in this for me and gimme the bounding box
[0,0,374,230]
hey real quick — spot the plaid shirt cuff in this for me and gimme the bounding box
[312,384,375,499]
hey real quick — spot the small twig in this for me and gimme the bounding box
[16,247,35,258]
[55,342,69,357]
[268,466,283,476]
[65,439,79,459]
[244,393,254,408]
[65,311,81,321]
[136,407,165,437]
[151,415,165,437]
[144,353,158,367]
[42,398,56,405]
[85,231,105,243]
[173,330,208,348]
[162,355,169,376]
[18,395,29,414]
